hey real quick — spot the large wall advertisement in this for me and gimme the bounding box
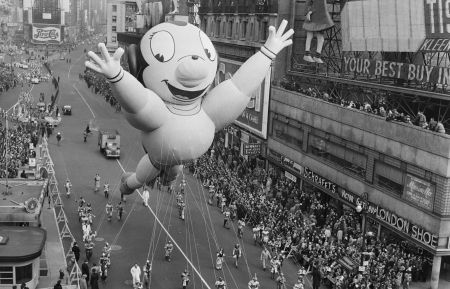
[342,0,450,52]
[31,24,63,44]
[213,58,271,139]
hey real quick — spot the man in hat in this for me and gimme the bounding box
[248,275,259,289]
[181,269,190,289]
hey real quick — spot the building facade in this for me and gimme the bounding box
[262,1,450,289]
[106,0,138,49]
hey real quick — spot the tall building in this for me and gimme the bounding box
[200,1,450,288]
[106,0,138,49]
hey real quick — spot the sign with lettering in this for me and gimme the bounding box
[339,189,439,249]
[343,56,450,86]
[285,171,297,182]
[403,174,435,211]
[31,24,62,44]
[303,167,337,194]
[424,0,450,38]
[214,58,270,139]
[243,143,261,156]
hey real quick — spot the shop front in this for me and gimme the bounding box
[267,148,447,286]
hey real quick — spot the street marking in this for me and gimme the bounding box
[73,84,96,118]
[115,159,212,289]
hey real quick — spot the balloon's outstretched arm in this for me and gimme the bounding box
[202,53,271,131]
[203,19,293,131]
[111,71,169,131]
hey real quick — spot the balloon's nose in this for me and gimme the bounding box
[176,57,208,88]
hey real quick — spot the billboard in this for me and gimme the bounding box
[213,58,271,139]
[31,24,62,44]
[341,0,450,52]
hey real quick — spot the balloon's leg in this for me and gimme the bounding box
[120,155,160,195]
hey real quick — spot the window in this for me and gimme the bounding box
[112,16,117,23]
[112,26,116,32]
[111,36,117,43]
[227,21,233,38]
[0,266,13,284]
[308,134,367,178]
[374,161,404,194]
[112,5,117,12]
[15,264,32,284]
[271,119,303,150]
[240,22,247,39]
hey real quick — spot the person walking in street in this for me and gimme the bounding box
[312,265,321,289]
[260,246,271,271]
[72,241,80,262]
[79,274,88,289]
[104,182,110,199]
[94,173,100,192]
[90,268,100,289]
[116,201,124,221]
[142,186,149,207]
[181,269,190,289]
[143,260,152,289]
[232,244,242,268]
[53,280,62,289]
[64,179,72,198]
[131,263,141,287]
[81,260,90,283]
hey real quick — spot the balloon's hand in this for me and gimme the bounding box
[85,43,124,79]
[306,12,312,22]
[261,19,294,59]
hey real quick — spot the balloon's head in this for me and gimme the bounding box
[138,21,217,104]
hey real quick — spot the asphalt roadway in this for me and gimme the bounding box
[1,44,305,289]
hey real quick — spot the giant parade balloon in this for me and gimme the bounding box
[85,20,294,195]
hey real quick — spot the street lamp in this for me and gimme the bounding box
[356,192,369,272]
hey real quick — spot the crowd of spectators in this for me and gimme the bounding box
[82,69,121,111]
[279,81,447,135]
[192,135,431,289]
[0,121,39,178]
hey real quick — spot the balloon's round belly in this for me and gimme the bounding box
[142,114,215,165]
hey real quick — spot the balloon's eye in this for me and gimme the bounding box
[199,31,216,61]
[150,31,175,63]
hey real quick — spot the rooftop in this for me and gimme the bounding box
[0,226,46,262]
[0,179,45,223]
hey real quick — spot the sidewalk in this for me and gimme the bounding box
[38,205,67,288]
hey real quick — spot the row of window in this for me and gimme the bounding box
[201,17,269,42]
[0,264,32,285]
[271,118,424,198]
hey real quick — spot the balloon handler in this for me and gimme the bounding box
[85,20,294,197]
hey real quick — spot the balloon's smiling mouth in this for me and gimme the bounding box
[163,80,207,100]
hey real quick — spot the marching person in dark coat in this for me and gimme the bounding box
[72,241,81,262]
[312,265,321,289]
[81,260,90,282]
[90,268,100,289]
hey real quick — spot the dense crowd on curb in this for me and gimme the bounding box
[191,135,431,289]
[0,121,39,178]
[280,83,447,135]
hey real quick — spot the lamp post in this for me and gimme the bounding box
[355,192,369,271]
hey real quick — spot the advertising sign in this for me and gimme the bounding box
[339,189,438,249]
[214,58,271,139]
[243,143,261,156]
[31,24,62,44]
[403,174,435,211]
[341,0,450,52]
[343,56,450,86]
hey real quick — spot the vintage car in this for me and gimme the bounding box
[62,105,72,115]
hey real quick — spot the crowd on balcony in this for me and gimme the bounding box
[0,122,39,179]
[280,83,447,135]
[192,136,431,289]
[82,69,121,111]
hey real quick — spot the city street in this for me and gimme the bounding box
[28,45,301,288]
